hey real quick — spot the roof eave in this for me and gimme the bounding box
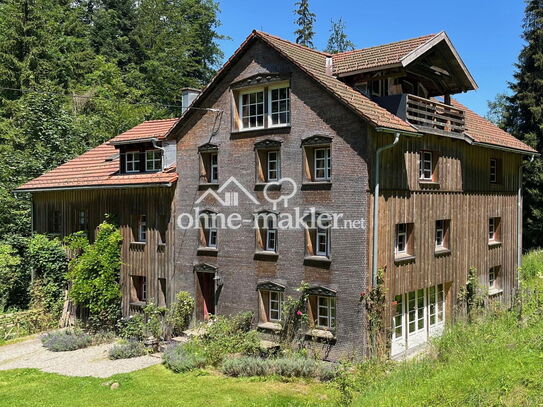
[400,31,478,91]
[15,181,175,193]
[335,62,402,78]
[471,141,540,156]
[109,136,161,146]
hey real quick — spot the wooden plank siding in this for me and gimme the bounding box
[31,187,176,316]
[367,130,522,322]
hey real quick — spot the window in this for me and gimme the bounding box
[419,151,434,181]
[137,215,147,242]
[269,86,290,127]
[435,219,450,251]
[240,89,264,129]
[199,212,219,249]
[488,217,501,243]
[50,210,62,234]
[146,150,162,172]
[392,294,403,341]
[490,158,500,183]
[198,144,219,184]
[268,291,283,321]
[301,136,332,184]
[265,220,277,252]
[489,266,501,291]
[314,147,331,181]
[126,151,141,173]
[267,151,280,181]
[256,212,278,253]
[395,223,414,258]
[210,153,218,183]
[317,296,336,329]
[258,288,284,324]
[131,276,147,303]
[316,227,329,257]
[77,210,88,232]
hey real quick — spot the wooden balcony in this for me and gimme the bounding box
[373,94,466,137]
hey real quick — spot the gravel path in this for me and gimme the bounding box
[0,337,162,378]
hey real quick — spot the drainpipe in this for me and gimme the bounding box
[517,155,535,285]
[152,139,167,171]
[372,132,401,287]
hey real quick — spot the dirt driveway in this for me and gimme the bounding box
[0,337,162,378]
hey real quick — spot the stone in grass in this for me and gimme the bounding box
[110,382,120,390]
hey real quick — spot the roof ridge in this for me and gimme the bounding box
[332,33,437,58]
[254,30,331,57]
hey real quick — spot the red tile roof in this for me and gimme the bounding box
[451,99,537,153]
[254,31,418,134]
[16,122,178,192]
[109,118,178,144]
[331,34,437,75]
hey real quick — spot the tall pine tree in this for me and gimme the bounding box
[324,18,355,54]
[503,0,543,249]
[293,0,316,48]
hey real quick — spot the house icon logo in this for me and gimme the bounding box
[195,176,260,207]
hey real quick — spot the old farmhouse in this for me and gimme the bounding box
[17,31,537,359]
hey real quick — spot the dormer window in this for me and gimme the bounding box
[232,76,290,132]
[126,152,141,173]
[146,150,162,172]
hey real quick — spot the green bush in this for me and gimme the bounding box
[221,356,268,377]
[520,250,543,281]
[221,356,337,381]
[198,312,260,366]
[163,342,207,373]
[28,234,68,319]
[41,329,93,352]
[108,341,147,360]
[0,244,22,312]
[117,314,146,341]
[166,291,194,335]
[66,222,122,331]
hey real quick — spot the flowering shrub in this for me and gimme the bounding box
[163,342,206,373]
[41,329,93,352]
[108,340,147,360]
[166,291,194,335]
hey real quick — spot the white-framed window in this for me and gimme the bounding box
[490,158,497,183]
[316,227,330,257]
[427,284,445,327]
[392,294,403,340]
[131,275,147,302]
[488,217,500,242]
[419,151,433,180]
[314,147,331,181]
[435,220,445,248]
[267,150,280,181]
[210,153,218,183]
[240,89,265,129]
[268,291,283,321]
[146,150,162,172]
[138,215,147,242]
[208,228,217,247]
[268,86,290,127]
[126,152,141,173]
[265,217,277,252]
[489,267,497,289]
[396,223,408,254]
[317,296,336,329]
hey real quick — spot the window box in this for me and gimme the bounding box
[301,181,332,191]
[303,255,332,266]
[305,328,335,340]
[394,253,416,263]
[197,246,218,256]
[488,288,503,296]
[434,247,451,256]
[254,251,279,261]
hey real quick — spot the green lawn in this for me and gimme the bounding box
[0,365,336,407]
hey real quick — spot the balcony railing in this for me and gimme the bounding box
[373,94,466,136]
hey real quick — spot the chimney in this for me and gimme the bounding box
[181,88,201,113]
[325,56,333,76]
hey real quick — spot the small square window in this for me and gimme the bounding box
[131,275,147,303]
[490,158,501,184]
[419,150,438,182]
[395,223,414,257]
[489,266,501,291]
[146,150,162,172]
[126,151,141,173]
[488,217,501,243]
[435,219,450,251]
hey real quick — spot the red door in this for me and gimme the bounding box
[197,272,215,320]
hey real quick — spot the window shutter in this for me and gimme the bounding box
[307,295,317,327]
[305,228,314,255]
[432,152,439,182]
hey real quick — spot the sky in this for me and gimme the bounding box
[216,0,527,116]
